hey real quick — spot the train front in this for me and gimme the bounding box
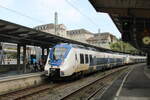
[44,44,71,78]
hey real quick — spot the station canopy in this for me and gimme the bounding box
[89,0,150,53]
[0,19,111,52]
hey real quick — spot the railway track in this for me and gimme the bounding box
[61,67,128,100]
[0,82,66,100]
[0,66,129,100]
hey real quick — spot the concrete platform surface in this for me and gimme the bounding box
[0,72,45,95]
[99,63,150,100]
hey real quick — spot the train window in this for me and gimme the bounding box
[80,54,84,64]
[85,54,88,64]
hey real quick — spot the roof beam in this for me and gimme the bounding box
[90,0,150,17]
[0,28,20,33]
[0,33,54,47]
[8,31,30,35]
[0,25,7,31]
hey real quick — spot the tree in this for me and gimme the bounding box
[110,40,139,54]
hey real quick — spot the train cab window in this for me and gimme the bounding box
[85,54,89,64]
[80,54,84,64]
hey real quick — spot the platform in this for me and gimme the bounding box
[98,63,150,100]
[0,64,43,77]
[0,72,45,95]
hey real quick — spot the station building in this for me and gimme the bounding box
[86,32,118,49]
[34,24,67,38]
[67,29,94,43]
[34,24,117,49]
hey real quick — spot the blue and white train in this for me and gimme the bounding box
[44,43,146,78]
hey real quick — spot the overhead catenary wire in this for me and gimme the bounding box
[0,4,46,24]
[65,0,99,28]
[0,0,99,30]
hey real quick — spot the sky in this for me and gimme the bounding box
[0,0,121,38]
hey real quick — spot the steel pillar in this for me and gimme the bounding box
[47,48,49,57]
[45,48,49,62]
[42,47,45,60]
[17,44,21,73]
[0,43,3,64]
[23,45,26,73]
[147,53,150,68]
[0,43,5,64]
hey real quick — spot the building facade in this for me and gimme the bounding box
[34,24,67,38]
[67,29,94,43]
[34,24,117,49]
[86,32,118,49]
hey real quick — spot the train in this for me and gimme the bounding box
[44,43,146,79]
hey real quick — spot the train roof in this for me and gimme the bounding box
[54,43,145,56]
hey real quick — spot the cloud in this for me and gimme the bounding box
[30,0,82,24]
[63,8,82,22]
[40,0,66,7]
[0,0,14,7]
[0,0,121,38]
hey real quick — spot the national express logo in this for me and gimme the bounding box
[143,36,150,45]
[142,29,150,45]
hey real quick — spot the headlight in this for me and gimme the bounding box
[60,71,64,75]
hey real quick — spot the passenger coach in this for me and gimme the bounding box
[44,43,146,78]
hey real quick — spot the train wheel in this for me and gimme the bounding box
[102,66,105,71]
[79,72,84,79]
[69,73,78,81]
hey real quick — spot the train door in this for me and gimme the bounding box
[107,54,110,69]
[75,53,78,69]
[89,55,92,66]
[74,49,81,73]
